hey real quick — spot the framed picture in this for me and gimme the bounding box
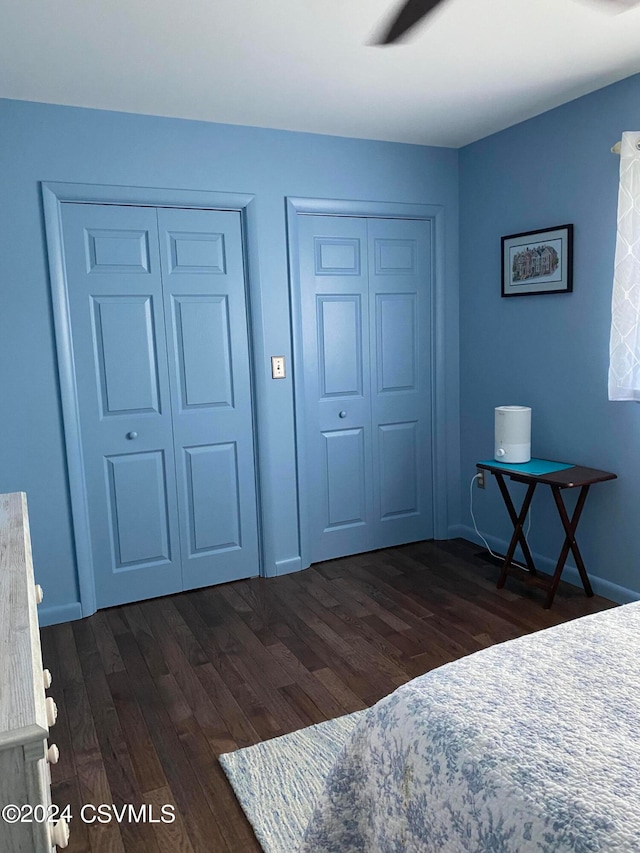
[501,224,573,297]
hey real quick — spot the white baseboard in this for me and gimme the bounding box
[454,523,640,606]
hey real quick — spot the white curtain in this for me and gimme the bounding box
[609,131,640,401]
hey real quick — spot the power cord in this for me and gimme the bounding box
[469,473,531,560]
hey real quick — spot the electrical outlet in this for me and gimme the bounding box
[476,468,486,489]
[271,356,286,379]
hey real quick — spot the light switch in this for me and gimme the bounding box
[271,356,286,379]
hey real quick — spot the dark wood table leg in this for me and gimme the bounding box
[545,484,593,609]
[494,474,538,589]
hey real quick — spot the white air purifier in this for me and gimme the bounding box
[494,406,531,463]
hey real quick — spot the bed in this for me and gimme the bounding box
[298,602,640,852]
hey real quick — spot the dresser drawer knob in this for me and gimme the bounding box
[50,818,70,848]
[45,697,58,728]
[47,743,60,765]
[43,669,53,690]
[35,584,44,604]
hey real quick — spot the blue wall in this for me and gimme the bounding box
[5,72,640,621]
[0,98,460,625]
[459,73,640,602]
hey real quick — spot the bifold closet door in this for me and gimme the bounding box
[367,216,433,549]
[297,213,433,565]
[61,203,183,607]
[156,207,259,591]
[60,202,259,609]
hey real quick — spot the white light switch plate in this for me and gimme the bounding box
[271,356,286,379]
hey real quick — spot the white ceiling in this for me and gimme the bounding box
[2,0,640,148]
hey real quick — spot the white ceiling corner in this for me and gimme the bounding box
[1,0,640,147]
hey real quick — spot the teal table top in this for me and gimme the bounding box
[477,458,574,476]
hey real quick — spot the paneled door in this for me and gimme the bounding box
[60,203,259,608]
[297,214,433,564]
[156,207,259,591]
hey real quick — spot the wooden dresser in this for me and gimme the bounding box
[0,492,69,851]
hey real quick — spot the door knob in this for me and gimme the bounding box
[126,431,138,440]
[339,411,347,418]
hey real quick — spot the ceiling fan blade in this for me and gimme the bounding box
[375,0,447,44]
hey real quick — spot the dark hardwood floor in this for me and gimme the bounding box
[40,539,616,853]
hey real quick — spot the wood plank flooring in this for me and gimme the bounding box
[39,539,616,853]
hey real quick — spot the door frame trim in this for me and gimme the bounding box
[42,181,264,617]
[286,197,448,570]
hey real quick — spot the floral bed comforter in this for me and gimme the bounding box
[299,602,640,852]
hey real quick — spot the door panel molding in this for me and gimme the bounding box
[42,182,262,618]
[317,295,363,398]
[322,427,367,529]
[378,421,419,520]
[171,294,234,410]
[376,292,418,393]
[184,442,242,554]
[287,197,447,570]
[104,449,172,569]
[91,294,162,416]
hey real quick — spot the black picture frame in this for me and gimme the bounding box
[501,224,573,297]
